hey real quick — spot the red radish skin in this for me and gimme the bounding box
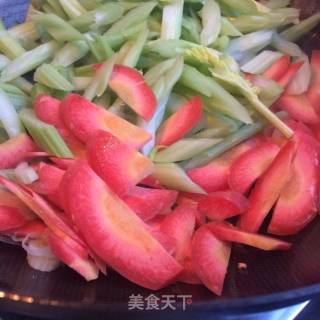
[57,128,86,160]
[268,129,319,235]
[192,225,231,295]
[238,140,297,233]
[0,133,38,169]
[228,142,280,194]
[207,222,291,251]
[198,191,249,221]
[87,130,154,196]
[34,94,65,128]
[277,95,320,125]
[156,97,203,146]
[140,175,164,189]
[60,94,151,149]
[48,230,99,281]
[5,220,46,237]
[108,65,157,121]
[62,161,182,290]
[50,157,75,170]
[263,55,291,81]
[122,186,178,221]
[307,50,320,112]
[277,61,304,88]
[0,206,34,231]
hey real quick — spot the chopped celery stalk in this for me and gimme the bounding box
[121,28,149,67]
[148,16,161,34]
[154,138,222,163]
[166,92,188,115]
[221,17,242,37]
[58,0,87,19]
[8,21,40,43]
[32,13,84,42]
[271,33,302,57]
[200,0,221,46]
[34,64,74,91]
[182,118,268,170]
[11,77,33,95]
[212,35,230,51]
[52,40,89,67]
[14,162,39,185]
[97,37,114,58]
[144,58,176,86]
[73,76,92,90]
[78,0,102,11]
[0,23,26,59]
[146,39,199,58]
[180,65,253,124]
[218,0,270,15]
[43,3,57,15]
[226,30,274,60]
[241,50,283,74]
[194,126,231,138]
[84,55,117,100]
[69,3,124,32]
[20,108,73,158]
[264,0,290,9]
[161,0,184,40]
[1,41,59,82]
[74,64,94,77]
[281,12,320,42]
[105,2,156,35]
[85,33,114,62]
[94,92,111,109]
[31,84,53,101]
[46,0,69,20]
[153,163,206,194]
[0,54,9,71]
[0,89,24,138]
[6,93,32,111]
[182,16,201,44]
[116,41,133,64]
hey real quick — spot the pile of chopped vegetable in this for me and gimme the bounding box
[0,0,319,295]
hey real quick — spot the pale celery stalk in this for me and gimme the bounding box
[212,35,229,51]
[161,0,184,40]
[11,78,33,95]
[78,0,102,10]
[46,0,69,19]
[180,65,253,124]
[0,89,24,137]
[153,163,206,194]
[144,58,176,86]
[182,16,201,43]
[116,41,133,64]
[97,37,114,58]
[280,12,320,42]
[51,40,89,67]
[20,109,73,158]
[218,0,270,15]
[30,84,53,101]
[74,64,94,77]
[58,0,87,19]
[1,41,59,82]
[5,93,31,111]
[154,138,222,163]
[264,0,290,9]
[271,33,302,57]
[221,17,242,37]
[32,13,84,42]
[73,76,92,90]
[201,0,221,46]
[121,29,149,67]
[105,2,156,35]
[84,54,117,101]
[0,54,9,71]
[166,92,188,115]
[85,33,114,62]
[43,3,56,15]
[9,21,39,44]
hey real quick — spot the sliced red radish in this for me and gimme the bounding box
[50,157,75,170]
[207,222,291,251]
[108,65,157,121]
[57,128,86,160]
[60,94,151,149]
[5,220,46,238]
[0,206,34,231]
[277,61,304,88]
[238,140,297,233]
[263,55,291,81]
[307,50,320,113]
[156,97,203,146]
[62,161,182,290]
[87,130,154,196]
[192,225,231,295]
[198,191,249,221]
[228,141,280,194]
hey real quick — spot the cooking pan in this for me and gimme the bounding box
[0,0,319,319]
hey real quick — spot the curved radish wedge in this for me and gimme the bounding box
[0,177,83,246]
[207,222,291,251]
[50,157,75,170]
[238,140,297,233]
[34,94,65,128]
[277,61,304,88]
[140,175,164,189]
[60,94,151,149]
[192,225,231,296]
[277,95,320,125]
[156,97,203,146]
[87,130,154,196]
[122,186,178,221]
[307,50,320,112]
[198,191,249,221]
[108,65,157,121]
[263,55,291,81]
[5,220,46,238]
[0,133,38,169]
[25,151,50,158]
[62,161,182,290]
[48,230,99,281]
[176,194,206,225]
[268,130,319,235]
[228,142,280,194]
[0,206,33,231]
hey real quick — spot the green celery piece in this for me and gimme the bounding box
[34,64,74,91]
[84,54,117,101]
[144,58,176,86]
[136,53,163,69]
[73,76,92,91]
[1,41,59,82]
[20,108,73,158]
[97,37,114,58]
[31,83,53,101]
[221,17,242,37]
[264,0,290,9]
[105,2,156,35]
[161,0,184,40]
[32,13,84,42]
[9,22,39,45]
[280,12,320,42]
[217,0,270,15]
[58,0,87,19]
[153,163,206,194]
[0,54,9,71]
[11,78,33,95]
[180,65,253,124]
[85,33,114,62]
[148,15,161,33]
[212,35,230,51]
[69,3,124,32]
[74,64,94,77]
[5,92,31,111]
[78,0,102,11]
[46,0,69,19]
[182,16,201,43]
[166,92,188,115]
